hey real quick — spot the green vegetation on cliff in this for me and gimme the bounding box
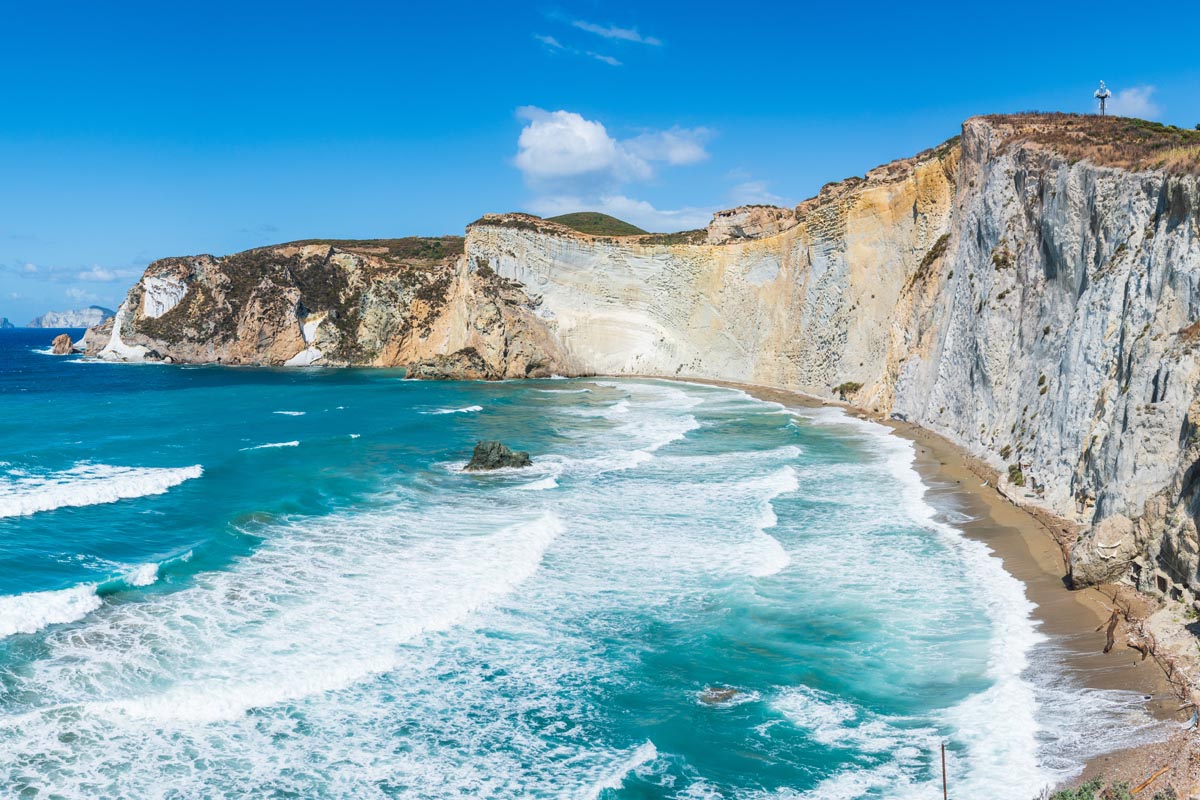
[545,212,648,236]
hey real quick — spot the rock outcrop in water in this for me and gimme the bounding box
[464,441,532,471]
[50,334,74,354]
[92,113,1200,602]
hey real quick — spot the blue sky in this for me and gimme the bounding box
[2,0,1198,322]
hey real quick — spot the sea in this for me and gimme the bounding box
[0,328,1161,798]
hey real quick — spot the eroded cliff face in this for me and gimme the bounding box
[94,114,1200,599]
[466,139,959,392]
[462,118,1200,600]
[88,238,567,378]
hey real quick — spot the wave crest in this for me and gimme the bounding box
[0,463,203,518]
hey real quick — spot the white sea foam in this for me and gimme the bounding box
[775,686,937,755]
[564,398,630,418]
[33,510,566,724]
[124,563,159,587]
[745,466,797,577]
[0,463,203,518]
[0,585,102,638]
[423,405,484,415]
[349,433,361,439]
[240,441,299,451]
[583,740,658,799]
[517,476,559,491]
[272,410,305,416]
[533,387,591,394]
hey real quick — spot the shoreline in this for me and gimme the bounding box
[673,377,1196,793]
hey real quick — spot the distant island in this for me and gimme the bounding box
[0,318,13,329]
[26,305,115,329]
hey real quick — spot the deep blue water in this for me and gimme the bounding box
[0,329,1155,798]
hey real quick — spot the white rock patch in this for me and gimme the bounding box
[141,275,188,319]
[300,312,326,345]
[285,347,323,367]
[98,303,150,362]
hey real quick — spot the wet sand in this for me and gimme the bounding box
[677,378,1189,792]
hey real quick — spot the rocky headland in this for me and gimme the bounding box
[89,113,1200,616]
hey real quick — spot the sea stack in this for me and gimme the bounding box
[463,440,533,471]
[50,334,74,355]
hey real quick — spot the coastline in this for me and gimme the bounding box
[675,377,1197,793]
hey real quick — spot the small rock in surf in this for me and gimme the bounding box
[698,686,743,705]
[464,440,533,471]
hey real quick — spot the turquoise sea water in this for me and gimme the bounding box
[0,329,1158,798]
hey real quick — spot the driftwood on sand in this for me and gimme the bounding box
[1096,608,1121,654]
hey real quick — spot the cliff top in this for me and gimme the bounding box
[468,213,707,245]
[278,237,464,264]
[977,113,1200,175]
[798,134,960,216]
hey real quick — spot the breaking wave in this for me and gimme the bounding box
[240,441,299,451]
[0,463,203,518]
[424,405,483,415]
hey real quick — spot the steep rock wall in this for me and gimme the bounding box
[891,119,1200,595]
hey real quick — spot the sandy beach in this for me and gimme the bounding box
[687,378,1198,796]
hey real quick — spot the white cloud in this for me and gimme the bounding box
[625,127,711,166]
[571,20,662,46]
[1106,85,1161,119]
[587,51,621,67]
[77,267,118,282]
[7,260,137,284]
[65,287,98,302]
[77,266,140,282]
[514,107,709,187]
[529,194,714,233]
[730,180,790,207]
[533,32,620,67]
[514,108,717,233]
[514,107,639,182]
